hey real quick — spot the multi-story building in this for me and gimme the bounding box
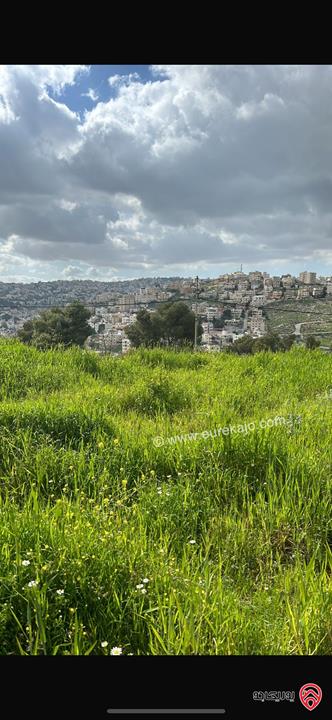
[297,287,311,299]
[206,306,222,322]
[312,286,325,298]
[249,310,266,336]
[281,275,296,287]
[299,271,317,285]
[284,289,297,300]
[122,337,132,353]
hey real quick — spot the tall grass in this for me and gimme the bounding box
[0,339,331,655]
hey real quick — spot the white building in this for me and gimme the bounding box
[122,337,132,353]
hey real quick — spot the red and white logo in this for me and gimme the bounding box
[299,683,322,711]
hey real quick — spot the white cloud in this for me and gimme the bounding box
[81,88,99,102]
[2,64,332,280]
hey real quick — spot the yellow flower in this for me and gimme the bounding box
[98,441,104,449]
[113,438,119,445]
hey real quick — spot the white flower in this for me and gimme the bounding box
[141,588,147,594]
[56,589,64,595]
[188,540,196,544]
[27,580,38,587]
[110,646,122,655]
[142,578,149,583]
[101,641,108,648]
[22,560,30,566]
[136,583,144,589]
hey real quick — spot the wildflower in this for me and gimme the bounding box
[22,560,30,567]
[101,641,108,648]
[188,540,196,545]
[113,438,119,445]
[98,441,105,449]
[56,589,64,596]
[142,578,149,584]
[141,588,147,595]
[110,646,122,655]
[27,580,38,587]
[136,583,144,589]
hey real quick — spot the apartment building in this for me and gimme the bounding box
[297,287,311,299]
[299,271,317,285]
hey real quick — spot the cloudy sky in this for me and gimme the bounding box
[1,64,332,282]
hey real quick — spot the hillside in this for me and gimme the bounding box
[265,297,332,346]
[0,339,331,655]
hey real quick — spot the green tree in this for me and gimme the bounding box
[18,302,94,349]
[252,333,283,353]
[126,302,202,348]
[281,334,296,351]
[305,335,321,349]
[226,335,254,354]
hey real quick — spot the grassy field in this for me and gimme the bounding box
[0,339,331,655]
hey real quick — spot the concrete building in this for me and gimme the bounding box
[299,271,317,285]
[297,287,311,299]
[122,337,132,354]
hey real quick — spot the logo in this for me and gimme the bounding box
[299,684,322,711]
[253,690,294,702]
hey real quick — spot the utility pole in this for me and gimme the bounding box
[194,275,199,351]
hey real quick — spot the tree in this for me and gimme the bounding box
[305,335,321,349]
[252,333,283,353]
[227,332,296,355]
[126,302,202,348]
[212,317,224,329]
[18,302,94,349]
[281,334,296,351]
[226,335,254,354]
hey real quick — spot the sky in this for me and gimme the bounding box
[1,64,332,283]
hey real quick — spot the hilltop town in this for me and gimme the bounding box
[1,270,332,353]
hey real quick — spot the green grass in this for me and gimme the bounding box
[0,339,331,655]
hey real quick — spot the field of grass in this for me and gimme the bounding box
[0,339,331,655]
